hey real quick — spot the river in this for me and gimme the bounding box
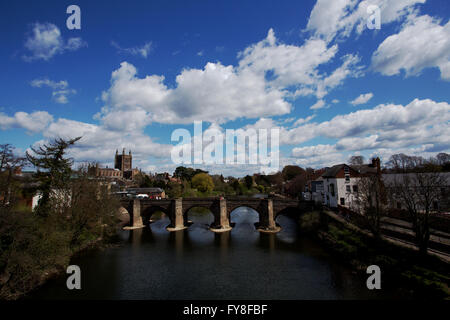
[29,207,401,299]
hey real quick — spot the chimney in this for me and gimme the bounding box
[122,147,125,155]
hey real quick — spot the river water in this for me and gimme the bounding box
[29,207,400,299]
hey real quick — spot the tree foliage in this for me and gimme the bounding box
[191,173,214,193]
[26,137,81,216]
[281,165,305,181]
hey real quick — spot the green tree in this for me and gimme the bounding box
[26,137,81,217]
[174,166,208,181]
[191,173,214,193]
[244,175,253,189]
[167,181,182,198]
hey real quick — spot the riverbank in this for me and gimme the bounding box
[299,210,450,299]
[0,202,122,301]
[1,233,122,301]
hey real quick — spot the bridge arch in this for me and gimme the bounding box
[227,205,261,227]
[182,205,217,227]
[141,205,170,225]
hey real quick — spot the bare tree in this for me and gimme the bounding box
[349,155,365,165]
[354,174,386,237]
[388,168,445,255]
[285,174,307,199]
[0,144,27,206]
[436,153,450,165]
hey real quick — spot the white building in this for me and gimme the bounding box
[320,158,380,209]
[321,164,361,208]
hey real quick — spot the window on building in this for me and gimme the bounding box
[345,175,350,182]
[352,185,358,193]
[346,185,351,192]
[340,198,345,205]
[330,184,335,197]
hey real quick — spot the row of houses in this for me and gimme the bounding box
[305,158,450,214]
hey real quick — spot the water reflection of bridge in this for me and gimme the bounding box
[119,197,314,233]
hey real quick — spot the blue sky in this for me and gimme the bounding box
[0,0,449,176]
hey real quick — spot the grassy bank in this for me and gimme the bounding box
[299,211,450,299]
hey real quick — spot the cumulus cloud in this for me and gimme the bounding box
[23,22,87,61]
[100,29,361,127]
[287,98,450,167]
[306,0,425,42]
[30,78,76,104]
[39,118,172,166]
[0,111,53,133]
[310,100,326,110]
[372,14,450,80]
[100,60,291,125]
[111,41,153,58]
[350,92,373,105]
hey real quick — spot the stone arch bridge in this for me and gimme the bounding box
[119,197,315,233]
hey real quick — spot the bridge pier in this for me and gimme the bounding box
[167,198,187,231]
[123,199,145,230]
[257,199,281,233]
[210,198,232,233]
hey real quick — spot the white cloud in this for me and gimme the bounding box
[350,92,373,105]
[100,29,361,126]
[23,22,87,61]
[30,78,68,90]
[372,14,450,80]
[40,118,172,165]
[287,99,450,168]
[306,0,426,42]
[292,144,337,158]
[111,41,153,58]
[0,111,53,133]
[310,100,326,110]
[100,60,291,125]
[31,78,76,104]
[292,115,316,126]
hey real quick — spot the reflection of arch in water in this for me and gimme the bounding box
[274,207,299,228]
[228,206,260,229]
[141,206,170,225]
[182,206,217,228]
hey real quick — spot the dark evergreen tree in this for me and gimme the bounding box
[26,137,81,217]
